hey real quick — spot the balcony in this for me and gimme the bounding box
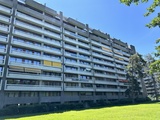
[42,56,61,63]
[0,15,10,23]
[65,77,93,83]
[0,48,6,54]
[0,26,9,33]
[64,86,94,91]
[0,36,8,43]
[94,73,117,79]
[5,84,62,91]
[9,61,62,72]
[115,59,128,65]
[93,66,116,73]
[114,54,129,61]
[16,12,42,25]
[14,21,42,34]
[13,29,43,43]
[77,35,89,42]
[43,38,61,47]
[118,76,126,80]
[92,41,111,48]
[123,52,130,57]
[42,48,61,55]
[92,46,113,56]
[0,58,5,65]
[64,69,92,76]
[92,53,114,61]
[117,70,126,74]
[64,30,76,38]
[11,40,42,51]
[79,71,93,76]
[44,30,61,40]
[0,5,11,14]
[63,24,76,32]
[0,70,3,77]
[78,48,90,55]
[10,50,41,60]
[96,88,119,92]
[65,60,79,66]
[77,42,90,48]
[7,72,62,81]
[119,89,127,92]
[64,37,77,45]
[65,45,90,55]
[95,80,118,85]
[44,22,61,32]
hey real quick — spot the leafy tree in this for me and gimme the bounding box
[120,0,160,81]
[144,53,159,100]
[149,40,160,81]
[125,53,146,103]
[119,0,160,28]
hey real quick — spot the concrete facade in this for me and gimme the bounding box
[0,0,143,109]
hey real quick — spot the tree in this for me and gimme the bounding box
[120,0,160,81]
[150,40,160,81]
[125,53,146,103]
[119,0,160,28]
[144,53,159,101]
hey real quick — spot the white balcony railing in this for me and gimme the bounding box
[9,61,62,72]
[7,72,62,81]
[0,36,8,43]
[5,84,62,91]
[10,50,41,60]
[0,15,10,23]
[0,5,11,14]
[16,12,42,25]
[0,26,9,32]
[0,48,6,54]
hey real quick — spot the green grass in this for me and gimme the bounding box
[2,102,160,120]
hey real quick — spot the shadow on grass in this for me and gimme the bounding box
[1,101,159,120]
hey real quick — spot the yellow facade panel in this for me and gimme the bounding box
[43,60,52,66]
[52,62,62,68]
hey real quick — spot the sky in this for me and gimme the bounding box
[35,0,159,56]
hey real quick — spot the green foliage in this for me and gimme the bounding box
[120,0,160,80]
[126,53,146,102]
[149,40,160,81]
[120,0,160,28]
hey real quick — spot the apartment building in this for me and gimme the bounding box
[0,0,144,109]
[144,75,160,98]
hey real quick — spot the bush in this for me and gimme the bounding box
[119,98,132,104]
[0,105,19,116]
[135,97,151,103]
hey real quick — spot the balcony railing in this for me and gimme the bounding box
[0,5,12,14]
[15,21,42,33]
[0,58,5,65]
[0,25,9,32]
[16,12,42,25]
[10,50,41,60]
[0,70,3,77]
[0,48,6,54]
[0,36,8,43]
[0,15,10,23]
[64,86,94,91]
[95,80,118,85]
[7,72,62,81]
[5,84,62,91]
[9,61,62,72]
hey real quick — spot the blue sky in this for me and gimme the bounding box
[35,0,159,56]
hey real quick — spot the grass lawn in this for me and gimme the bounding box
[2,102,160,120]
